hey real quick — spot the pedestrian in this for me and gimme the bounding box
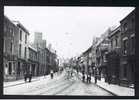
[95,75,97,84]
[87,74,89,83]
[82,74,85,82]
[88,72,91,83]
[94,69,97,84]
[50,70,54,79]
[24,72,27,82]
[29,72,32,82]
[108,75,111,84]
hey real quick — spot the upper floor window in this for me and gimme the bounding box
[111,40,113,50]
[24,47,27,59]
[131,35,135,53]
[3,39,5,52]
[25,34,27,44]
[132,17,134,24]
[131,17,135,28]
[4,26,7,33]
[115,38,118,47]
[11,28,14,36]
[123,39,128,55]
[123,23,128,31]
[20,30,22,41]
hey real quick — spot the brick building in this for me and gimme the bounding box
[120,9,135,86]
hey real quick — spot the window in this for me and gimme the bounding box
[10,42,13,53]
[115,38,118,47]
[11,28,14,36]
[123,23,127,31]
[131,18,135,27]
[4,26,7,33]
[8,62,12,75]
[3,39,5,52]
[123,39,128,55]
[17,62,21,75]
[131,36,135,53]
[19,44,21,57]
[25,34,27,43]
[24,47,27,59]
[20,30,22,41]
[123,64,127,78]
[111,40,113,50]
[131,63,135,73]
[9,28,13,37]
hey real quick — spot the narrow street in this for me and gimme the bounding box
[4,71,113,96]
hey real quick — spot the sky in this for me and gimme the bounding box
[4,6,135,59]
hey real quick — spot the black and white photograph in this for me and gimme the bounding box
[3,6,135,96]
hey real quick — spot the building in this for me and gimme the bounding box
[120,9,135,86]
[4,16,30,81]
[14,21,30,79]
[37,48,47,76]
[28,46,38,76]
[34,32,46,50]
[81,46,92,74]
[4,16,19,81]
[107,26,121,84]
[95,29,111,79]
[34,32,42,43]
[49,51,58,72]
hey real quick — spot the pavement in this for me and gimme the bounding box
[4,72,60,88]
[4,71,113,96]
[78,72,135,96]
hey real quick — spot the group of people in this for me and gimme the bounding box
[81,68,99,84]
[82,71,91,83]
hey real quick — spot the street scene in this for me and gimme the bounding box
[3,7,135,96]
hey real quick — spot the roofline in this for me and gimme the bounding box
[28,46,37,52]
[120,8,135,23]
[13,21,30,35]
[82,46,92,55]
[4,15,19,29]
[108,25,121,38]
